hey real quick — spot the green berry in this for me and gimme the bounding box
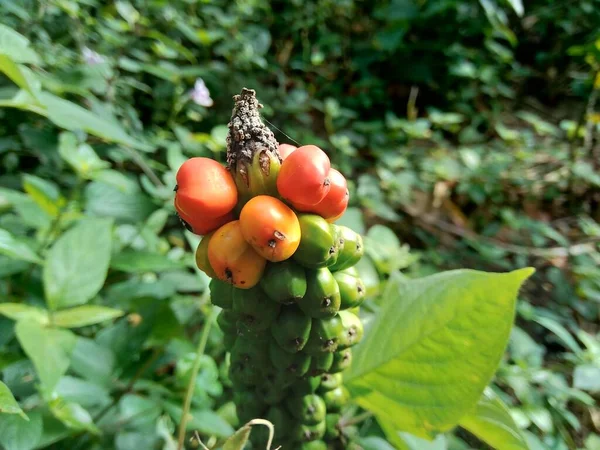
[292,376,321,396]
[260,260,307,304]
[337,310,364,350]
[286,394,326,425]
[325,413,341,440]
[304,316,343,355]
[269,339,311,377]
[330,348,352,373]
[232,286,280,331]
[334,270,366,310]
[329,226,363,272]
[209,278,234,309]
[318,372,342,392]
[299,268,341,318]
[307,352,334,377]
[270,305,312,353]
[322,386,349,412]
[291,420,326,442]
[293,214,338,269]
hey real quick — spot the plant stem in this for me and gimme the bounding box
[176,307,217,450]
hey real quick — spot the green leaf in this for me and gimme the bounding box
[43,218,113,310]
[55,376,111,408]
[0,24,40,64]
[36,92,149,151]
[573,365,600,392]
[0,381,25,418]
[111,250,186,273]
[22,175,64,218]
[345,268,534,438]
[0,303,48,324]
[85,180,155,223]
[58,132,109,178]
[14,320,77,394]
[51,306,124,328]
[0,229,42,264]
[0,411,43,450]
[0,56,40,95]
[49,397,99,434]
[70,337,115,386]
[459,388,529,450]
[223,424,252,450]
[506,0,524,17]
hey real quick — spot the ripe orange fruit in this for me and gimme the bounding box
[239,195,301,262]
[276,145,331,206]
[208,220,267,289]
[174,157,238,219]
[278,143,297,161]
[291,168,349,221]
[175,198,233,235]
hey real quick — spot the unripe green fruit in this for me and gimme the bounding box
[318,373,342,392]
[234,389,266,423]
[292,376,321,396]
[325,224,344,269]
[209,278,234,309]
[255,379,289,405]
[291,420,326,443]
[266,406,294,439]
[299,440,328,450]
[270,305,312,353]
[337,310,364,350]
[293,214,338,268]
[307,352,334,377]
[322,386,349,412]
[329,226,363,272]
[263,366,297,388]
[217,309,239,335]
[304,316,343,355]
[333,270,366,310]
[325,413,341,440]
[269,339,311,377]
[229,338,268,387]
[232,286,280,331]
[330,348,352,373]
[286,394,326,425]
[260,260,307,304]
[223,333,237,351]
[299,268,341,318]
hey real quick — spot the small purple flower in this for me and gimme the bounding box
[82,47,105,65]
[190,78,214,107]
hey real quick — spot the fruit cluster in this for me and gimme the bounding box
[175,109,366,448]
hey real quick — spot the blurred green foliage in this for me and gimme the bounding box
[0,0,600,449]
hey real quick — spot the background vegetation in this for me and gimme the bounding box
[0,0,599,449]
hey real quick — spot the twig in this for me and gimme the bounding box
[176,307,217,450]
[93,347,163,423]
[124,147,164,187]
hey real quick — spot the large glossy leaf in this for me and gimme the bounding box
[58,132,109,178]
[51,306,124,328]
[70,337,115,386]
[345,268,534,438]
[85,180,155,223]
[459,388,529,450]
[49,397,99,434]
[0,24,40,64]
[0,381,25,418]
[111,250,186,273]
[14,320,77,394]
[37,92,149,151]
[0,303,48,324]
[0,411,42,450]
[43,218,113,310]
[0,229,42,264]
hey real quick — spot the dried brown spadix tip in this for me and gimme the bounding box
[226,88,282,213]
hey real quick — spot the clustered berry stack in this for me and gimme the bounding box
[173,89,366,449]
